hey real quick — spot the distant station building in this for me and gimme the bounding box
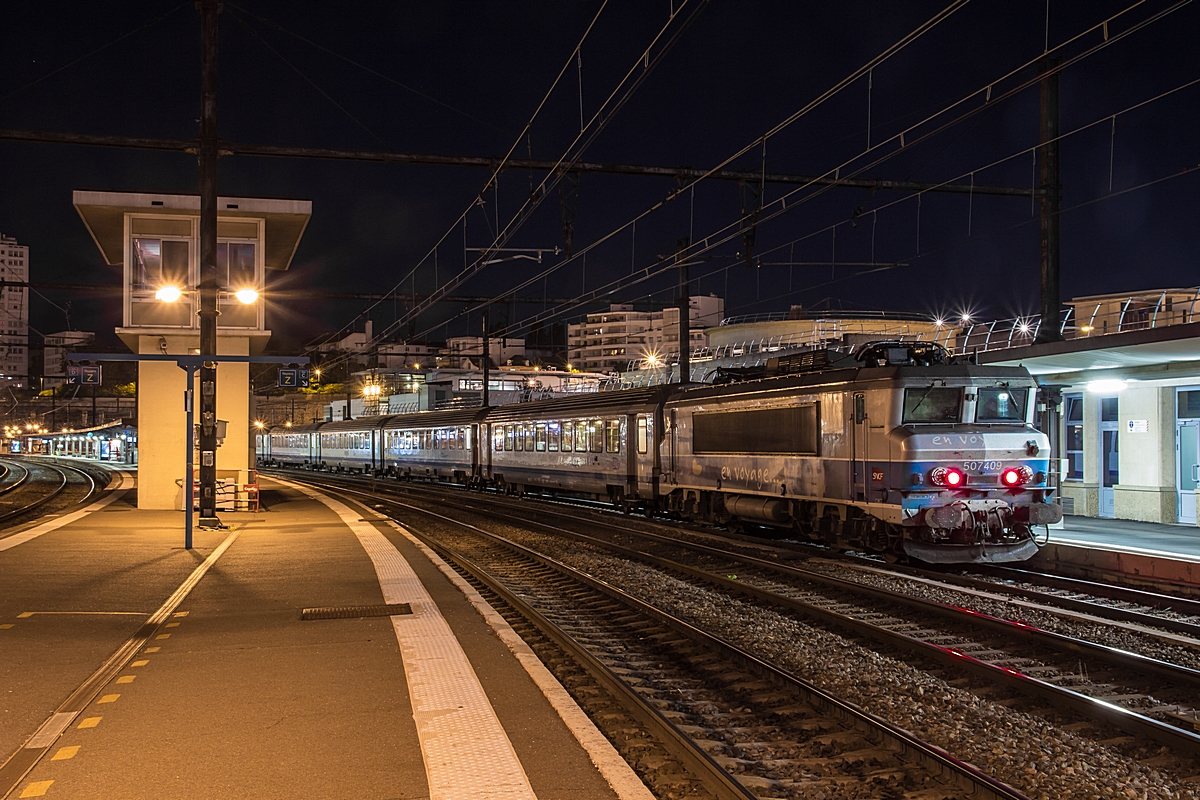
[0,233,30,387]
[73,190,311,509]
[567,295,724,373]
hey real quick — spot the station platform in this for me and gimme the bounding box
[1051,515,1200,557]
[0,474,650,800]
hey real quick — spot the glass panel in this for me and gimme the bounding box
[575,421,588,452]
[1066,394,1083,422]
[902,387,961,423]
[535,423,547,452]
[161,240,189,287]
[515,425,524,451]
[504,425,514,451]
[493,427,503,451]
[606,420,620,452]
[562,421,574,452]
[590,422,603,453]
[1179,390,1200,420]
[547,422,559,451]
[223,242,255,290]
[976,388,1027,422]
[637,417,648,454]
[131,238,160,289]
[1181,424,1199,491]
[1101,397,1119,422]
[1102,430,1119,487]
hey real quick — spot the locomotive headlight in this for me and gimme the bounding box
[930,466,965,487]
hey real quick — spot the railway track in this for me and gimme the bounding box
[269,469,1200,797]
[0,457,102,527]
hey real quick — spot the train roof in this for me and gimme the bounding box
[320,416,397,432]
[267,422,324,434]
[381,407,491,430]
[668,363,1035,404]
[481,386,672,422]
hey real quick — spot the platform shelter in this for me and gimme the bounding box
[73,191,311,508]
[981,290,1200,526]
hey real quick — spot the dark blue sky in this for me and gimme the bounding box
[2,1,1198,351]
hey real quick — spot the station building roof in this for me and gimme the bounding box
[72,190,311,271]
[982,321,1200,386]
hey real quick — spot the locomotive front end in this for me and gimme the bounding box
[897,384,1061,563]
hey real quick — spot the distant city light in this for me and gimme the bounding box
[234,288,259,304]
[155,285,183,303]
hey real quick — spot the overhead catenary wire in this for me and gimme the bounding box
[368,0,706,345]
[309,0,614,354]
[481,16,1197,341]
[412,0,973,342]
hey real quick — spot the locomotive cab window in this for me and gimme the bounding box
[975,388,1027,423]
[902,387,962,423]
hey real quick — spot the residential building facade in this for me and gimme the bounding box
[0,234,29,386]
[567,295,724,373]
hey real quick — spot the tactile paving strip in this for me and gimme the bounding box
[294,486,537,800]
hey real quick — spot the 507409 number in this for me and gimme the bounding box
[963,460,1003,472]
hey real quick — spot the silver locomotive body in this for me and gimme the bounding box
[663,363,1058,562]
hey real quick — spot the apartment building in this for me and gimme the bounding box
[0,235,28,387]
[566,295,724,373]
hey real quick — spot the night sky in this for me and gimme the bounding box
[2,1,1198,354]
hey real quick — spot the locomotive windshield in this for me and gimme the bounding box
[902,387,961,423]
[976,387,1027,422]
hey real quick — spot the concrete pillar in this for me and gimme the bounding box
[136,333,252,510]
[1114,386,1177,523]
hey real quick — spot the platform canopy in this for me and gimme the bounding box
[982,320,1200,385]
[72,190,311,271]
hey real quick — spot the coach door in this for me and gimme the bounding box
[850,393,867,501]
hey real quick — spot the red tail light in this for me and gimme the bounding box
[930,467,965,487]
[1001,466,1033,487]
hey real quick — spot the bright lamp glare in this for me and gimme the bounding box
[155,286,182,303]
[235,288,259,304]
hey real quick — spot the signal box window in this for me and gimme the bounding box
[216,241,255,290]
[131,238,189,290]
[606,420,621,453]
[902,387,962,423]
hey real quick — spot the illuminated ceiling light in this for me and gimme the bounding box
[234,288,259,304]
[155,285,183,303]
[1087,379,1128,393]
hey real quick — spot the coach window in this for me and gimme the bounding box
[562,421,574,451]
[515,424,525,451]
[504,425,515,451]
[536,423,547,451]
[636,417,649,454]
[493,427,503,451]
[606,419,620,452]
[548,422,560,451]
[590,421,604,453]
[574,420,588,451]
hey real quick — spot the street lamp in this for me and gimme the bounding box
[234,288,259,304]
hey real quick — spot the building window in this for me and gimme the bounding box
[1064,393,1083,480]
[1179,390,1200,419]
[1101,397,1119,422]
[217,241,256,290]
[131,238,189,290]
